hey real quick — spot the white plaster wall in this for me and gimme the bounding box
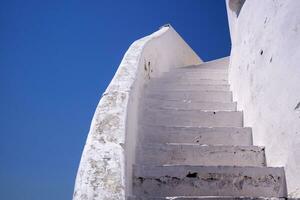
[73,25,202,200]
[226,0,300,197]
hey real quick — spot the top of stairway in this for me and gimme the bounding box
[175,56,230,70]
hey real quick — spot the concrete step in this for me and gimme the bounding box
[142,109,243,127]
[191,57,229,69]
[139,126,253,146]
[173,64,228,70]
[145,91,233,103]
[170,68,228,74]
[162,71,228,81]
[143,98,237,111]
[136,144,266,167]
[133,165,287,198]
[146,83,230,92]
[150,77,229,85]
[129,196,285,200]
[167,67,227,72]
[173,57,229,70]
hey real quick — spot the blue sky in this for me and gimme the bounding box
[0,1,230,199]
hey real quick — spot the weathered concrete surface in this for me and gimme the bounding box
[176,56,230,70]
[146,91,233,102]
[144,98,237,111]
[147,83,231,92]
[142,109,243,127]
[140,126,253,146]
[133,165,287,197]
[73,25,202,200]
[151,77,229,85]
[226,0,300,197]
[162,70,228,81]
[137,144,265,166]
[129,197,286,200]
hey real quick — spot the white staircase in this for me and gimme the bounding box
[132,58,287,199]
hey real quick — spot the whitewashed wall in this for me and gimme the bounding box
[73,25,202,200]
[226,0,300,197]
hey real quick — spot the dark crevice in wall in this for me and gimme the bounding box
[294,102,300,111]
[260,50,264,55]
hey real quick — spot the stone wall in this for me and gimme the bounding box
[226,0,300,197]
[73,25,202,200]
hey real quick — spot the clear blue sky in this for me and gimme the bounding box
[0,1,230,199]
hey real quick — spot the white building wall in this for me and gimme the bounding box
[226,0,300,197]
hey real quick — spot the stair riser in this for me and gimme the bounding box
[143,99,237,111]
[145,91,233,102]
[129,197,285,200]
[162,72,228,81]
[172,66,228,71]
[165,69,228,74]
[133,166,287,198]
[140,127,253,145]
[151,78,229,85]
[142,110,243,127]
[147,84,230,92]
[137,145,265,166]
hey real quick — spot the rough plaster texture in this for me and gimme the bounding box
[137,144,266,166]
[226,0,300,197]
[73,25,202,200]
[133,165,286,197]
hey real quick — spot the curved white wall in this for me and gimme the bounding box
[226,0,300,197]
[73,25,202,200]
